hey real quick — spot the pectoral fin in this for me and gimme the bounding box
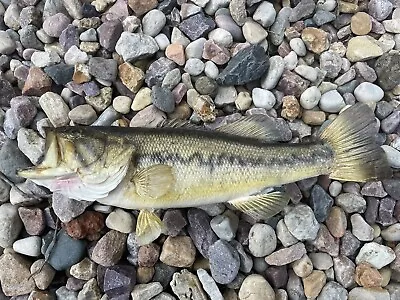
[136,209,164,245]
[216,115,282,142]
[132,165,175,198]
[228,191,290,220]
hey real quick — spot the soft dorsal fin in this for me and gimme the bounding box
[216,115,283,142]
[132,165,175,198]
[136,209,165,245]
[158,119,201,129]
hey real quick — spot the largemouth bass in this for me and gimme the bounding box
[18,103,391,244]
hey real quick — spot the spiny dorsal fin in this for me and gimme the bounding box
[228,191,290,220]
[136,209,165,245]
[216,115,282,142]
[158,119,201,129]
[132,165,175,198]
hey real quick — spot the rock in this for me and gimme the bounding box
[354,82,384,103]
[333,255,356,288]
[375,52,400,91]
[277,70,310,98]
[115,32,159,62]
[0,31,16,55]
[248,223,277,257]
[309,185,333,222]
[179,13,215,41]
[265,243,307,266]
[118,63,144,94]
[129,104,166,127]
[216,45,269,86]
[251,88,276,110]
[55,286,78,299]
[369,0,393,21]
[0,139,32,183]
[160,236,196,268]
[85,86,113,112]
[131,88,152,111]
[355,263,382,288]
[77,278,102,300]
[319,90,345,113]
[208,239,240,284]
[261,55,285,90]
[13,236,41,257]
[270,7,291,46]
[346,36,383,62]
[356,242,396,269]
[242,20,268,44]
[42,13,70,38]
[105,208,135,234]
[202,39,230,65]
[0,250,36,297]
[0,78,17,106]
[52,193,91,223]
[97,20,123,52]
[340,230,361,257]
[210,211,239,241]
[44,63,74,85]
[151,85,175,113]
[378,197,397,225]
[142,9,166,37]
[301,27,329,54]
[238,274,275,300]
[18,207,45,236]
[197,269,223,300]
[351,12,372,35]
[44,229,86,271]
[30,260,56,290]
[253,1,276,27]
[88,57,118,82]
[284,204,320,241]
[0,203,23,248]
[215,13,244,41]
[381,223,400,241]
[381,145,400,168]
[103,264,136,299]
[91,230,127,267]
[170,269,207,300]
[302,270,326,299]
[64,210,104,241]
[128,0,158,16]
[4,97,37,139]
[336,193,366,213]
[326,206,347,238]
[166,44,186,66]
[17,128,45,164]
[68,104,97,125]
[59,24,79,51]
[162,209,187,237]
[39,92,70,127]
[131,282,163,300]
[145,57,176,87]
[348,287,390,299]
[138,243,160,267]
[351,213,374,241]
[70,258,97,280]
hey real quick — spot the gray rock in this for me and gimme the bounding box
[290,0,315,22]
[348,287,390,299]
[317,281,348,300]
[63,0,83,19]
[142,10,166,37]
[309,185,333,222]
[0,30,16,55]
[178,12,216,41]
[44,63,74,85]
[248,223,277,257]
[151,85,175,113]
[320,50,342,78]
[350,213,374,241]
[375,52,400,91]
[382,179,400,200]
[333,255,355,288]
[215,13,244,41]
[39,92,70,127]
[17,128,45,164]
[91,230,127,267]
[52,193,92,223]
[265,243,307,266]
[88,57,118,82]
[210,210,239,241]
[0,78,16,106]
[270,7,292,46]
[284,204,320,241]
[340,230,361,257]
[313,10,336,26]
[145,57,176,87]
[115,32,159,62]
[19,25,44,50]
[0,139,32,183]
[97,20,123,52]
[59,24,79,51]
[0,203,23,248]
[42,13,70,38]
[56,286,78,300]
[208,239,240,284]
[368,0,393,21]
[253,1,276,27]
[336,193,366,213]
[68,104,97,125]
[381,110,400,134]
[197,269,224,300]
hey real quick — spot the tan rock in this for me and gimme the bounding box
[355,263,383,288]
[346,36,383,62]
[351,12,372,35]
[166,44,186,66]
[187,90,216,123]
[302,110,326,125]
[136,266,155,284]
[118,62,144,93]
[22,67,52,96]
[303,270,326,298]
[128,0,158,16]
[326,206,347,238]
[238,274,275,300]
[131,87,152,111]
[338,1,359,13]
[73,63,91,84]
[168,102,192,119]
[301,28,329,54]
[281,95,301,121]
[160,236,196,268]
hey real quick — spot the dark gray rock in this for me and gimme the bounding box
[59,24,79,51]
[0,78,17,106]
[208,239,240,284]
[365,197,379,225]
[162,209,187,236]
[0,139,32,183]
[103,265,136,299]
[375,52,400,91]
[312,10,336,26]
[378,197,397,226]
[145,57,176,87]
[277,70,310,98]
[153,262,177,288]
[151,85,175,113]
[18,25,44,50]
[340,230,361,257]
[375,101,394,119]
[178,13,216,41]
[216,45,269,86]
[309,184,334,222]
[381,110,400,134]
[289,0,315,22]
[265,265,288,289]
[383,179,400,201]
[187,208,218,259]
[44,63,74,85]
[88,57,118,82]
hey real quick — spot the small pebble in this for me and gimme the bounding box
[105,208,135,233]
[248,223,277,257]
[252,88,276,110]
[356,242,396,269]
[13,236,41,257]
[208,239,240,284]
[238,274,275,300]
[284,204,320,241]
[159,236,196,268]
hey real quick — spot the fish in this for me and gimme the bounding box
[18,103,391,245]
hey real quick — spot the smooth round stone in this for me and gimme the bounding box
[261,56,285,89]
[381,145,400,168]
[159,236,196,268]
[0,203,23,248]
[294,65,318,81]
[184,58,205,76]
[354,82,384,103]
[292,254,313,278]
[142,9,166,37]
[185,38,206,59]
[284,204,320,241]
[208,239,240,284]
[381,223,400,241]
[154,33,170,51]
[252,88,276,110]
[162,68,182,90]
[208,28,233,47]
[204,61,219,79]
[235,91,252,110]
[319,90,345,113]
[131,87,152,111]
[346,36,383,62]
[369,0,393,21]
[112,96,132,114]
[300,86,321,109]
[106,208,135,233]
[210,211,239,241]
[215,13,244,42]
[68,104,97,125]
[290,38,307,56]
[283,51,298,71]
[329,181,342,197]
[238,274,275,300]
[253,1,276,27]
[350,213,374,241]
[248,223,277,257]
[43,13,70,38]
[351,12,372,35]
[309,253,333,270]
[13,236,42,257]
[214,86,237,106]
[242,20,268,44]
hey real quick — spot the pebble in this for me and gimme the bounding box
[335,192,366,213]
[355,263,382,288]
[0,203,23,248]
[166,44,186,66]
[91,230,127,267]
[102,264,136,298]
[202,39,230,65]
[97,20,123,52]
[138,243,160,267]
[52,192,91,223]
[0,250,36,297]
[284,51,298,71]
[208,28,233,47]
[0,139,32,183]
[301,27,329,54]
[369,0,393,21]
[381,110,400,134]
[309,184,333,222]
[131,282,163,300]
[142,9,166,37]
[151,85,175,113]
[381,145,400,168]
[253,1,276,27]
[266,243,307,266]
[351,12,372,35]
[159,236,196,268]
[68,104,97,125]
[242,20,268,44]
[346,36,384,62]
[349,287,390,299]
[210,211,239,241]
[277,70,310,98]
[130,105,166,127]
[333,255,356,288]
[248,223,277,257]
[30,260,56,290]
[252,88,276,110]
[88,57,118,82]
[44,63,75,85]
[184,58,205,76]
[85,86,113,112]
[356,242,396,269]
[77,278,102,299]
[381,223,400,241]
[238,274,275,300]
[208,239,240,284]
[354,82,384,103]
[105,208,135,233]
[154,33,170,51]
[318,281,348,300]
[261,56,285,90]
[197,269,223,300]
[350,213,374,241]
[284,204,320,241]
[178,12,216,41]
[294,65,318,82]
[303,270,326,299]
[270,7,292,46]
[214,86,237,106]
[42,13,70,38]
[70,258,97,281]
[215,13,244,41]
[319,90,345,113]
[128,0,158,16]
[13,236,41,257]
[0,31,16,55]
[170,270,207,300]
[276,219,299,247]
[171,27,190,47]
[326,206,347,238]
[340,230,361,257]
[115,32,159,62]
[290,38,307,57]
[378,197,397,225]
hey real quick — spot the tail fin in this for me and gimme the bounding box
[319,103,391,182]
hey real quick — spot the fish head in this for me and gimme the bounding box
[18,127,135,199]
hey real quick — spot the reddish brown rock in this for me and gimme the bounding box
[326,206,347,238]
[138,243,160,267]
[202,40,230,65]
[277,70,310,98]
[63,211,105,241]
[128,0,157,16]
[355,263,382,288]
[22,67,52,96]
[165,44,186,66]
[18,207,45,236]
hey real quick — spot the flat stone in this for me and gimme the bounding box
[115,32,159,62]
[336,192,366,213]
[17,128,45,165]
[43,13,70,38]
[290,0,315,22]
[88,57,118,82]
[303,270,326,299]
[30,260,56,291]
[160,236,196,268]
[151,85,175,113]
[346,36,383,62]
[197,269,223,300]
[265,243,307,266]
[59,24,79,51]
[351,213,374,241]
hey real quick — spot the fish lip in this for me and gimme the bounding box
[17,166,75,180]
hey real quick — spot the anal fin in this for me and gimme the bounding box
[136,209,165,246]
[228,191,290,220]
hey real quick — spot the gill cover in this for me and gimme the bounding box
[18,127,135,201]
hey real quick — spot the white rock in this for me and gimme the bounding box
[319,90,345,113]
[248,223,277,257]
[197,269,224,300]
[0,203,23,248]
[276,219,299,247]
[131,282,163,300]
[214,86,237,106]
[184,58,205,76]
[142,9,166,37]
[284,204,320,241]
[356,242,396,269]
[154,33,170,51]
[171,27,190,47]
[13,236,42,257]
[39,92,70,127]
[0,30,16,55]
[113,96,132,114]
[17,128,45,165]
[354,82,384,103]
[64,45,89,65]
[381,223,400,242]
[261,56,285,89]
[300,86,321,109]
[284,51,298,71]
[105,208,135,233]
[350,213,374,242]
[381,145,400,168]
[238,274,275,300]
[208,28,233,47]
[185,38,207,59]
[290,38,307,56]
[348,287,390,300]
[122,16,141,33]
[383,19,400,33]
[204,60,219,79]
[31,50,61,68]
[253,1,276,27]
[80,28,97,42]
[243,20,268,44]
[294,65,318,81]
[252,88,276,109]
[235,91,252,111]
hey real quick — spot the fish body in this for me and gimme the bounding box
[18,103,391,244]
